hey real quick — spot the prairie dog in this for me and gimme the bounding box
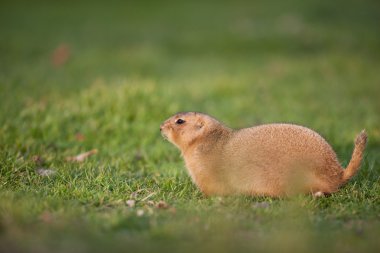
[160,112,367,197]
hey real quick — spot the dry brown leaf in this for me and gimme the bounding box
[156,200,169,209]
[51,43,71,67]
[75,133,85,141]
[66,149,98,162]
[32,155,45,166]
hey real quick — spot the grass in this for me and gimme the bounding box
[1,0,380,252]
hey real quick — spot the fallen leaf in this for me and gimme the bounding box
[51,43,71,68]
[126,199,135,207]
[32,155,45,166]
[36,168,56,177]
[75,133,85,141]
[156,200,169,209]
[66,149,98,162]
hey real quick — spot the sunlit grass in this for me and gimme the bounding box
[1,0,379,252]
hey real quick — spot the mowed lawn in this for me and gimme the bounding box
[1,0,380,252]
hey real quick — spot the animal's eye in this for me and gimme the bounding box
[175,119,185,125]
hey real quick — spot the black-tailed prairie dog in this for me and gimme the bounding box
[160,112,367,197]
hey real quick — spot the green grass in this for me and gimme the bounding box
[1,0,380,252]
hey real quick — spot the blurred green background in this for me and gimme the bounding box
[0,0,379,252]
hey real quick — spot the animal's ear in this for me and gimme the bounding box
[196,120,204,129]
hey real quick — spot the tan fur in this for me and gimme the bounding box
[160,112,367,197]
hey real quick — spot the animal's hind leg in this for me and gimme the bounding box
[309,179,336,197]
[312,191,325,197]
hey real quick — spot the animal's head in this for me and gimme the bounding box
[160,112,220,151]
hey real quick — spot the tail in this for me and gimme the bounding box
[341,130,367,184]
